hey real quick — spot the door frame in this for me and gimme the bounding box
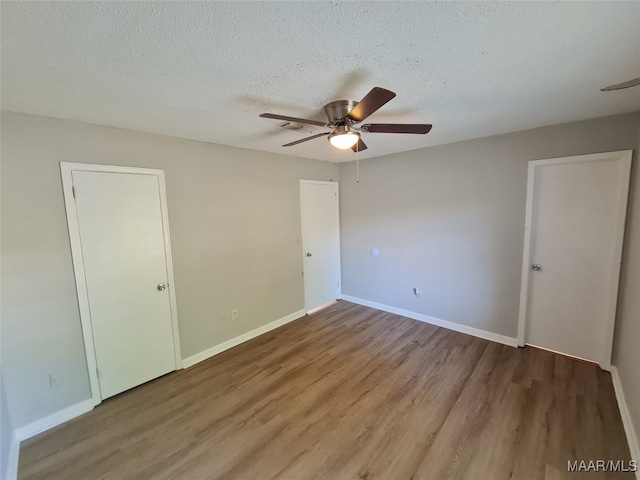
[299,179,342,312]
[60,162,182,406]
[516,150,632,369]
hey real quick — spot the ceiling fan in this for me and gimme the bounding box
[600,77,640,91]
[260,87,432,152]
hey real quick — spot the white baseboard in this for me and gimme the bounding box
[5,431,20,480]
[341,295,518,348]
[7,398,94,479]
[14,398,94,442]
[182,309,307,368]
[611,366,640,477]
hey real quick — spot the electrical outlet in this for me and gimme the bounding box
[231,308,239,320]
[49,373,63,388]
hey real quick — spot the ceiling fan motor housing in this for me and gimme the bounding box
[324,100,358,125]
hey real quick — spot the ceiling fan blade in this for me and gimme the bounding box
[260,113,327,127]
[363,123,433,134]
[282,132,329,147]
[346,87,396,123]
[600,78,640,91]
[351,137,368,152]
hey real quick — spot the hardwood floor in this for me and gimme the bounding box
[19,301,632,479]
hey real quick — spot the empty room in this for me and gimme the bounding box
[1,1,639,479]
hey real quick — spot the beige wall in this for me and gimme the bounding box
[339,113,639,335]
[612,118,640,445]
[1,111,336,428]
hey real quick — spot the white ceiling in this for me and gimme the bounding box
[2,1,639,162]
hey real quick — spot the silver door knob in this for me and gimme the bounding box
[532,264,542,271]
[306,253,312,257]
[157,283,166,291]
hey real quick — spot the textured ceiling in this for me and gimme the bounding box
[2,1,639,162]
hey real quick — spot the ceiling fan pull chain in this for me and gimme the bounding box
[329,145,334,181]
[356,143,360,183]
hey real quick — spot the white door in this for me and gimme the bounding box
[62,164,180,402]
[518,151,631,369]
[300,180,341,311]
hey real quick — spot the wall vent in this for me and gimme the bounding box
[277,122,314,133]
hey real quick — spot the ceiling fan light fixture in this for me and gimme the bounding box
[328,126,360,149]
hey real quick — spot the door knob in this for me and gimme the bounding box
[306,253,312,257]
[532,264,542,271]
[157,283,166,291]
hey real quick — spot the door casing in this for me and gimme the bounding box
[516,150,632,370]
[61,162,182,405]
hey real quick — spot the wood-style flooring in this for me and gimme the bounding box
[19,301,632,479]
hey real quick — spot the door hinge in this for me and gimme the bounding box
[335,193,337,200]
[72,185,76,198]
[96,367,100,379]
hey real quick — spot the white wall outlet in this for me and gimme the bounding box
[231,308,239,320]
[49,373,63,388]
[413,288,421,298]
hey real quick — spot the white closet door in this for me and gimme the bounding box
[72,170,177,399]
[520,151,631,368]
[300,180,341,311]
